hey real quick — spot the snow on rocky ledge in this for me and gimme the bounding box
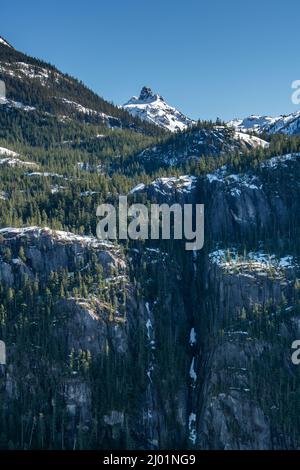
[129,183,146,194]
[0,146,19,158]
[206,166,261,196]
[0,96,35,111]
[0,147,38,168]
[260,152,300,169]
[57,98,118,126]
[209,248,297,279]
[0,227,127,277]
[130,175,197,195]
[0,226,118,251]
[0,61,54,86]
[206,152,300,195]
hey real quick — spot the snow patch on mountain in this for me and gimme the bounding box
[209,248,297,279]
[129,183,146,194]
[228,115,281,134]
[0,147,38,168]
[0,147,19,158]
[234,131,269,149]
[260,152,300,169]
[59,98,105,117]
[207,153,300,184]
[129,175,197,196]
[151,175,197,193]
[123,86,195,132]
[0,61,55,86]
[0,226,117,251]
[206,167,260,190]
[0,158,37,168]
[57,98,121,127]
[26,171,66,179]
[0,96,35,112]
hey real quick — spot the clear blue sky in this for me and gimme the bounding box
[1,0,300,120]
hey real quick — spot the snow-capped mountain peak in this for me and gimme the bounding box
[125,86,161,106]
[123,86,196,132]
[138,86,159,102]
[0,36,13,49]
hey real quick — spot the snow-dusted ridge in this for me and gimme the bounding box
[0,226,117,250]
[228,110,300,136]
[0,61,56,86]
[228,115,281,134]
[137,126,268,166]
[0,36,12,49]
[206,152,300,188]
[260,152,300,169]
[130,151,300,201]
[123,86,195,132]
[59,98,107,118]
[234,130,269,149]
[57,97,121,127]
[129,183,146,194]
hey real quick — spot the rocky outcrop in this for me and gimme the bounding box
[0,227,126,287]
[200,390,271,450]
[207,249,297,318]
[130,153,300,242]
[0,226,147,448]
[130,175,198,205]
[55,297,128,356]
[195,247,299,450]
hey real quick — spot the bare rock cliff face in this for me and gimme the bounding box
[197,251,299,449]
[0,154,299,449]
[127,154,300,449]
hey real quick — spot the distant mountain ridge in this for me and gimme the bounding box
[228,110,300,136]
[135,124,269,167]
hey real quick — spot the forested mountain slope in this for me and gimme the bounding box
[0,39,164,136]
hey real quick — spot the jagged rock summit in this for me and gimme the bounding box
[138,86,158,101]
[123,86,196,132]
